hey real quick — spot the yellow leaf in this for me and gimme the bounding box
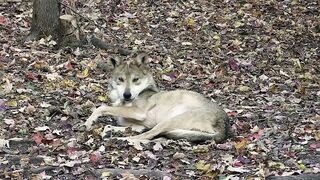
[235,139,248,152]
[239,85,250,92]
[212,34,220,40]
[87,61,97,69]
[82,68,89,78]
[93,127,103,137]
[315,131,320,141]
[292,58,302,69]
[299,72,313,80]
[268,161,285,169]
[298,163,306,170]
[192,145,209,153]
[98,95,108,102]
[6,100,18,107]
[232,39,242,46]
[186,17,196,26]
[195,160,210,172]
[234,21,244,28]
[89,83,103,92]
[101,171,112,177]
[269,83,278,93]
[61,79,76,88]
[205,170,219,178]
[169,11,179,17]
[77,68,89,79]
[44,82,55,91]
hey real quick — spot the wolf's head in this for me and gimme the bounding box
[108,53,158,103]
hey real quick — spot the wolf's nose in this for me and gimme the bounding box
[123,92,132,100]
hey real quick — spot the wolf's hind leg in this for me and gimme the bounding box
[128,122,168,140]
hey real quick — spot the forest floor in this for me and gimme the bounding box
[0,0,319,179]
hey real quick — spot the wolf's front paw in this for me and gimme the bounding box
[84,124,92,130]
[83,114,98,130]
[83,120,93,130]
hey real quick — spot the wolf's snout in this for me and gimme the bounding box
[123,92,132,100]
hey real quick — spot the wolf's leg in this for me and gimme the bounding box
[84,105,107,130]
[84,104,154,130]
[128,122,168,140]
[129,110,226,142]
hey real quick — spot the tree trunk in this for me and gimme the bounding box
[27,0,84,47]
[27,0,62,43]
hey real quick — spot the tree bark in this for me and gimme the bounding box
[27,0,84,47]
[27,0,62,43]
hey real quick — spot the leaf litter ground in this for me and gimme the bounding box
[0,0,319,179]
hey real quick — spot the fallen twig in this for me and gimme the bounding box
[89,35,131,56]
[93,168,172,179]
[30,166,58,174]
[267,173,320,180]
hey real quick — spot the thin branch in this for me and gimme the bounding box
[30,166,58,174]
[89,35,131,56]
[93,168,172,179]
[267,173,320,180]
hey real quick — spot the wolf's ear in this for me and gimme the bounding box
[136,53,149,66]
[108,55,121,68]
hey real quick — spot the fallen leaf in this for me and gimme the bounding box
[38,171,52,180]
[32,133,44,144]
[60,160,79,167]
[227,166,250,173]
[101,171,112,178]
[0,16,7,25]
[193,145,209,153]
[239,85,250,92]
[77,68,89,78]
[98,95,108,102]
[64,61,73,70]
[4,119,15,126]
[234,21,244,28]
[121,172,138,180]
[153,142,163,151]
[2,78,13,94]
[181,42,193,46]
[6,100,18,107]
[309,143,318,150]
[195,160,210,172]
[35,126,50,132]
[0,139,10,148]
[186,17,196,26]
[25,72,37,80]
[90,151,101,164]
[173,152,185,159]
[235,139,248,152]
[228,59,239,71]
[162,74,172,81]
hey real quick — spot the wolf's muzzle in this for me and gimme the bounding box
[123,92,132,101]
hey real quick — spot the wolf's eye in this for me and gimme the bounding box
[133,77,139,82]
[118,77,124,82]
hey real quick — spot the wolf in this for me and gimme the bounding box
[84,54,229,143]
